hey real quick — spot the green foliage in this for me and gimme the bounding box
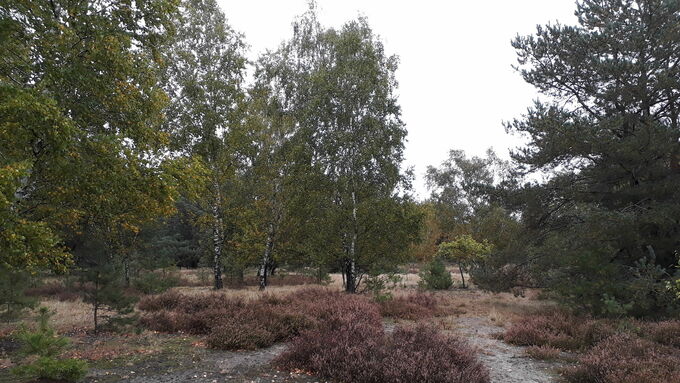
[601,294,634,318]
[438,235,493,264]
[11,307,88,382]
[438,235,493,288]
[12,357,88,382]
[0,267,36,321]
[418,258,453,290]
[78,242,138,333]
[483,0,680,317]
[1,0,181,272]
[133,270,181,295]
[161,0,248,290]
[248,4,421,292]
[364,273,403,302]
[16,308,68,358]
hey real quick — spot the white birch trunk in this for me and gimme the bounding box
[212,185,223,290]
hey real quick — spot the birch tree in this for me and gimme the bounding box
[245,7,329,289]
[162,0,247,289]
[310,18,414,293]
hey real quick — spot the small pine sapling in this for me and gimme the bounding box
[11,307,88,382]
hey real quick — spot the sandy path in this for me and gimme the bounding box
[453,316,560,383]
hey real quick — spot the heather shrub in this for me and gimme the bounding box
[139,310,177,332]
[502,310,614,351]
[640,320,680,348]
[137,290,185,311]
[383,325,490,383]
[276,318,386,383]
[379,293,440,320]
[207,322,275,350]
[139,287,379,350]
[275,323,489,383]
[24,281,80,302]
[563,334,680,383]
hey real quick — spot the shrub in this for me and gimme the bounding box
[137,290,185,312]
[0,268,37,321]
[133,270,181,294]
[275,316,386,382]
[25,282,80,302]
[139,288,380,350]
[11,307,88,382]
[275,324,489,383]
[12,357,88,382]
[641,320,680,348]
[383,326,490,383]
[363,273,403,301]
[207,322,275,350]
[563,334,680,383]
[418,258,452,290]
[378,293,440,320]
[79,261,138,333]
[502,310,614,351]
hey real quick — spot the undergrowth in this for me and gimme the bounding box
[502,309,680,383]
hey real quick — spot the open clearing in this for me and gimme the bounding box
[1,269,564,383]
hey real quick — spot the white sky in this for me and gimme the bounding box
[217,0,578,198]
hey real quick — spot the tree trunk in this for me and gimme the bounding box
[459,264,466,289]
[93,273,99,334]
[93,303,99,334]
[345,259,357,293]
[123,257,130,287]
[345,191,359,293]
[212,200,223,290]
[259,222,275,290]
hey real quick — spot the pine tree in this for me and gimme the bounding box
[496,0,680,316]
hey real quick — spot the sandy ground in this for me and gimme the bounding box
[78,316,562,383]
[84,343,323,383]
[453,316,561,383]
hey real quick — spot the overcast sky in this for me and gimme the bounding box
[216,0,578,198]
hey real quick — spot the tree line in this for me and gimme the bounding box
[0,0,421,298]
[1,0,679,319]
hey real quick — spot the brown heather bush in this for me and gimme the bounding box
[563,334,680,383]
[641,320,680,348]
[378,292,440,320]
[501,309,614,351]
[275,323,489,383]
[504,311,680,383]
[138,288,378,350]
[140,288,490,381]
[25,283,81,302]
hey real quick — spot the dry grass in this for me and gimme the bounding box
[41,299,94,333]
[0,299,94,335]
[432,287,552,320]
[525,345,562,360]
[172,284,340,300]
[487,307,507,326]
